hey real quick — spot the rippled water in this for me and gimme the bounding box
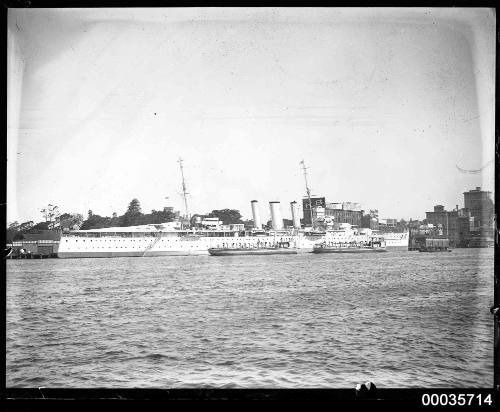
[6,249,494,388]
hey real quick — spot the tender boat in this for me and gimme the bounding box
[312,237,387,253]
[208,241,297,256]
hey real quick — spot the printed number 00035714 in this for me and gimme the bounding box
[422,393,493,406]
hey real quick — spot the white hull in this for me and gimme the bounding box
[57,226,409,258]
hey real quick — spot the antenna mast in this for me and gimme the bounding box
[300,160,314,229]
[178,157,190,222]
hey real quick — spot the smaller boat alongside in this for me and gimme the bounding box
[208,241,297,256]
[312,237,387,253]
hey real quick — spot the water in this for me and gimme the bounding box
[6,249,494,388]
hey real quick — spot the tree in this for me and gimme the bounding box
[6,220,39,242]
[59,213,84,230]
[32,221,51,231]
[110,212,122,227]
[80,214,111,230]
[143,209,176,225]
[40,204,60,229]
[7,222,20,243]
[18,221,34,232]
[122,198,143,226]
[207,209,243,225]
[126,199,142,215]
[9,221,19,229]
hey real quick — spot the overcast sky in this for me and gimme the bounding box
[7,8,495,224]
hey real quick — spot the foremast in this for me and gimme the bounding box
[300,160,315,229]
[178,157,190,227]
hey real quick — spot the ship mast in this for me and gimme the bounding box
[178,157,190,224]
[300,160,314,229]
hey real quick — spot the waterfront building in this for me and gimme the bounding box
[341,202,362,212]
[7,229,61,256]
[463,187,494,229]
[385,218,397,227]
[302,197,326,226]
[425,205,470,247]
[463,188,495,247]
[361,214,379,230]
[302,197,363,227]
[324,207,363,227]
[377,218,409,233]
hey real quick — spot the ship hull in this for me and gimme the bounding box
[208,248,297,256]
[418,248,452,253]
[57,249,209,258]
[312,247,387,254]
[384,245,409,251]
[57,251,144,258]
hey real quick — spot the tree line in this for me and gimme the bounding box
[6,199,249,243]
[7,199,176,243]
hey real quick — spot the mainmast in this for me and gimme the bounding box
[300,160,314,229]
[178,157,190,222]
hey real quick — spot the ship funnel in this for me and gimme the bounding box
[251,200,262,229]
[269,201,284,230]
[290,201,301,229]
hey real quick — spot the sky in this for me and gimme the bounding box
[7,8,496,224]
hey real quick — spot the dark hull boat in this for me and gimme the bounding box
[418,247,452,252]
[208,247,297,256]
[312,239,387,254]
[312,246,387,253]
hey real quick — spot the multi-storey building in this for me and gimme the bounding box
[463,187,494,229]
[425,205,470,247]
[361,214,379,230]
[302,196,363,227]
[302,197,325,226]
[325,207,363,226]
